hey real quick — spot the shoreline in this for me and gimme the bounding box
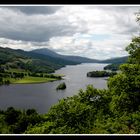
[6,75,65,85]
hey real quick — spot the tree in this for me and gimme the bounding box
[4,107,21,125]
[108,11,140,114]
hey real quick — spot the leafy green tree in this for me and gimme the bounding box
[4,107,21,125]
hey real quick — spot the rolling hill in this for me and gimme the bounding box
[31,48,129,64]
[0,47,80,73]
[31,48,100,63]
[100,56,128,64]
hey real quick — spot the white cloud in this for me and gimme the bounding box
[0,6,139,59]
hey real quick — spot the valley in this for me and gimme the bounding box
[0,46,127,85]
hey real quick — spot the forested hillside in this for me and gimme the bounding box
[101,56,128,64]
[0,47,79,73]
[31,48,100,63]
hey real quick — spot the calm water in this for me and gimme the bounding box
[0,63,108,114]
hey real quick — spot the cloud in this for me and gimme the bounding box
[0,7,77,42]
[0,6,139,59]
[2,6,62,15]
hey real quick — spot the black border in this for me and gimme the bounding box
[0,0,139,4]
[0,135,140,139]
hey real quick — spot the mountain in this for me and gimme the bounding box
[31,48,60,58]
[0,47,80,73]
[31,48,129,64]
[0,46,129,73]
[100,56,128,64]
[101,56,129,71]
[31,48,100,63]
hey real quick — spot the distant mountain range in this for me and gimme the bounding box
[100,56,128,64]
[31,48,100,63]
[0,47,80,73]
[0,46,128,73]
[32,48,128,64]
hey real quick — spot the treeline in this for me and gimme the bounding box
[104,64,120,71]
[28,73,62,79]
[0,78,10,85]
[0,70,26,85]
[0,67,62,85]
[87,70,117,77]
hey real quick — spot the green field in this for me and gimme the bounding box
[1,68,63,84]
[10,76,58,84]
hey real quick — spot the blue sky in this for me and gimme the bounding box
[79,34,111,41]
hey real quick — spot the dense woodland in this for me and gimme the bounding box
[0,12,140,134]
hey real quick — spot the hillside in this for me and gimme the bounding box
[0,47,129,73]
[101,56,129,71]
[0,47,80,73]
[31,48,100,63]
[31,48,129,64]
[100,56,128,64]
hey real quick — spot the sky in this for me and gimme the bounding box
[0,5,140,60]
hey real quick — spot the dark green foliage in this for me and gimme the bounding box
[56,82,66,90]
[104,63,120,71]
[4,107,21,125]
[11,110,42,134]
[0,107,44,134]
[126,37,140,64]
[0,77,10,85]
[44,74,62,79]
[87,70,117,77]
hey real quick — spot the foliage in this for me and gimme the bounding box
[104,63,120,71]
[87,70,117,77]
[56,82,66,90]
[0,107,45,134]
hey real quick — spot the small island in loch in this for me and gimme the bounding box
[56,82,66,90]
[87,70,117,77]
